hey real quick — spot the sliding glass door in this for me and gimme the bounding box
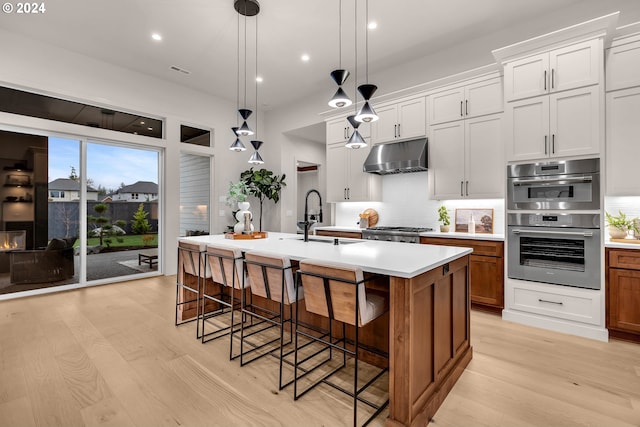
[85,141,160,282]
[0,128,161,297]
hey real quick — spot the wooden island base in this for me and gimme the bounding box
[177,234,471,427]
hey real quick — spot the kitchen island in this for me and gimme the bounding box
[179,232,472,427]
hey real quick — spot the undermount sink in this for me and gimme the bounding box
[289,237,362,245]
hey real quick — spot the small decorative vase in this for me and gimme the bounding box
[608,226,627,239]
[234,201,254,234]
[440,225,450,233]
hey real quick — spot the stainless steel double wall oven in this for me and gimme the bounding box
[507,158,601,290]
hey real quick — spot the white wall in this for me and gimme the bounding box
[0,29,252,275]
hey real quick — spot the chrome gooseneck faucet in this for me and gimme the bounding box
[303,189,323,242]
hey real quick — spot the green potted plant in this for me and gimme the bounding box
[225,180,249,209]
[438,205,451,233]
[605,210,634,239]
[241,168,286,231]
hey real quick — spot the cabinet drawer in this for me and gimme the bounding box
[420,237,503,257]
[609,249,640,270]
[511,286,601,325]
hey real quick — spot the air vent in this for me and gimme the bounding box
[170,65,191,75]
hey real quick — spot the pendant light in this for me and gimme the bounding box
[249,5,264,164]
[328,0,352,109]
[234,0,259,138]
[345,115,367,149]
[345,0,367,149]
[229,126,246,151]
[355,0,378,123]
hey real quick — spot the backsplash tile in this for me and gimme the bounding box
[334,172,505,233]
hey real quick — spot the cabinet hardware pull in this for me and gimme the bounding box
[397,123,401,138]
[551,68,555,89]
[544,70,547,91]
[552,134,555,153]
[538,298,563,305]
[544,135,548,154]
[465,100,468,116]
[460,181,464,197]
[347,188,350,200]
[394,124,397,138]
[465,181,469,196]
[460,101,463,117]
[344,188,347,199]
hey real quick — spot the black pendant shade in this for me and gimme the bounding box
[229,126,247,151]
[238,108,253,120]
[249,140,264,164]
[346,115,360,130]
[330,69,350,86]
[328,87,352,108]
[250,140,263,150]
[357,84,377,101]
[355,101,378,123]
[345,130,367,149]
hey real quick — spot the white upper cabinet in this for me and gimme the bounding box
[428,77,503,125]
[326,116,370,145]
[430,114,503,199]
[504,39,601,102]
[606,87,640,196]
[371,97,426,144]
[506,86,600,162]
[606,36,640,92]
[326,142,380,202]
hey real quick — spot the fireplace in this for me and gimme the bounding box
[0,230,26,252]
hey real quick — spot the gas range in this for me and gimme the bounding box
[361,226,434,244]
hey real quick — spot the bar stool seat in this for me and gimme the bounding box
[201,243,249,359]
[240,250,304,390]
[295,259,389,427]
[175,240,210,338]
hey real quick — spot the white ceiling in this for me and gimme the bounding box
[1,0,640,112]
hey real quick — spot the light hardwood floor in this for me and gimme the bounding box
[1,276,639,427]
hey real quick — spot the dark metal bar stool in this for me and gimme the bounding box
[175,240,209,338]
[295,259,389,427]
[201,243,249,359]
[240,250,304,390]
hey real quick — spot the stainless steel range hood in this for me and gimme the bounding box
[363,138,428,175]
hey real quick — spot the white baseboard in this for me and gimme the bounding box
[502,309,609,342]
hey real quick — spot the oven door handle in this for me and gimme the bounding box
[511,229,594,237]
[511,176,593,186]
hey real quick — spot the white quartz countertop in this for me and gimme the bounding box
[605,240,640,249]
[179,232,472,279]
[419,231,505,241]
[314,226,505,241]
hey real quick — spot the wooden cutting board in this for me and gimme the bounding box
[363,208,379,228]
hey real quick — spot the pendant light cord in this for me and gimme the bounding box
[255,13,259,137]
[243,3,248,108]
[338,0,342,69]
[236,9,240,124]
[365,0,369,84]
[354,0,358,113]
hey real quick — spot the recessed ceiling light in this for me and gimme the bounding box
[147,127,153,131]
[151,33,162,41]
[301,54,310,62]
[368,21,377,30]
[256,76,263,83]
[140,121,145,125]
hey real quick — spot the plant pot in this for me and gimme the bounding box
[440,225,450,233]
[608,225,627,239]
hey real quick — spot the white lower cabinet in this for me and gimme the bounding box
[606,86,640,196]
[326,142,381,202]
[504,279,606,341]
[430,113,503,199]
[506,85,600,161]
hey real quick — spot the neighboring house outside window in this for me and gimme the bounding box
[48,178,98,202]
[111,181,158,202]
